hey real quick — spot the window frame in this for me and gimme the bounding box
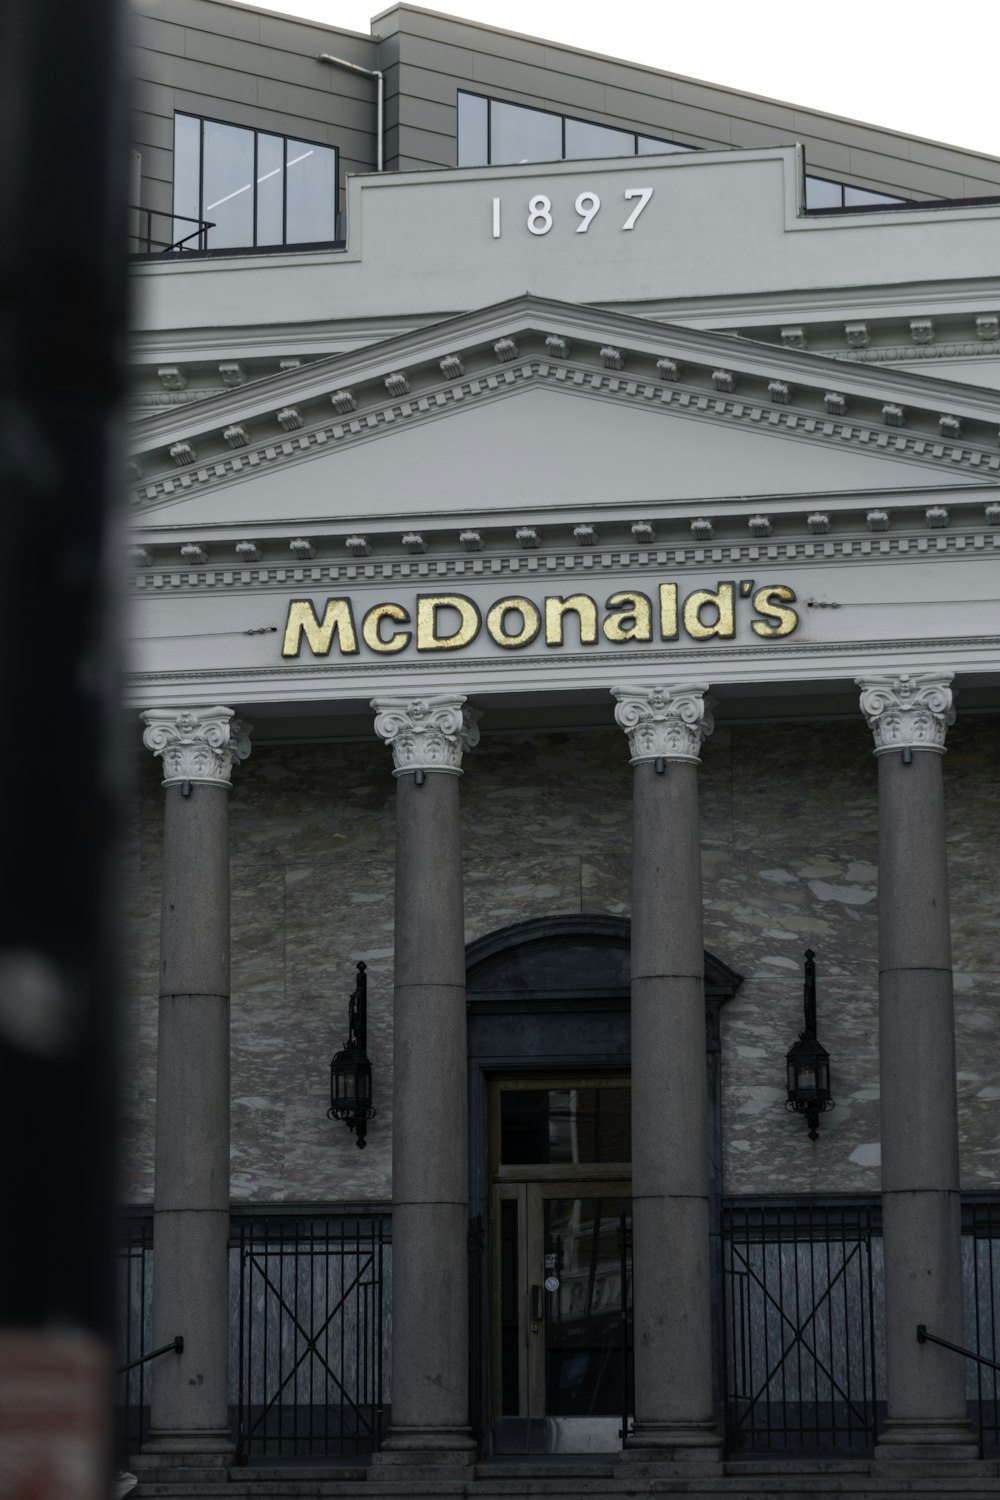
[457,89,694,167]
[173,112,339,251]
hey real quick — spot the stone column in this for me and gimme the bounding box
[371,695,480,1468]
[857,672,975,1457]
[139,707,251,1455]
[611,683,721,1462]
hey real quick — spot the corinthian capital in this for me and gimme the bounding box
[612,682,714,765]
[141,707,253,787]
[371,695,480,777]
[856,672,955,755]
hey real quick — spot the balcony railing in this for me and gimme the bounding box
[129,207,214,256]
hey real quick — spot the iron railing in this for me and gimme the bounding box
[721,1201,882,1453]
[964,1198,1000,1452]
[129,206,214,255]
[235,1211,389,1461]
[115,1214,155,1453]
[116,1197,1000,1462]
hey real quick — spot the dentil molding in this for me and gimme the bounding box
[612,682,714,765]
[856,671,956,755]
[371,694,481,776]
[141,706,253,786]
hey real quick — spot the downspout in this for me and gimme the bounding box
[317,54,384,171]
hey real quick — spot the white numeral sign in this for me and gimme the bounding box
[491,187,653,238]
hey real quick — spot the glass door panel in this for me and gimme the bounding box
[542,1196,630,1420]
[492,1182,631,1453]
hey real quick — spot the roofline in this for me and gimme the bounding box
[370,2,1000,168]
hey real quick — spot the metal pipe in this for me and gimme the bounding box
[317,53,384,172]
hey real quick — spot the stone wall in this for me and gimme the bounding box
[121,713,1000,1204]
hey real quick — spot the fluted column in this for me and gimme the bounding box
[140,707,251,1454]
[857,672,974,1457]
[612,683,721,1461]
[371,695,480,1467]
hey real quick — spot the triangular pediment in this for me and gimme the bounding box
[127,296,999,545]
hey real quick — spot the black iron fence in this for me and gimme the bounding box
[116,1214,155,1453]
[721,1198,1000,1456]
[721,1201,882,1453]
[116,1208,389,1462]
[235,1212,389,1461]
[117,1196,1000,1462]
[965,1198,1000,1452]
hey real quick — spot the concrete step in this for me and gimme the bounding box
[125,1457,1000,1500]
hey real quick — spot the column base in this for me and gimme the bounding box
[875,1417,979,1463]
[371,1425,478,1469]
[616,1421,723,1475]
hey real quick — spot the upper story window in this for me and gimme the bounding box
[457,91,693,167]
[173,114,338,251]
[805,175,906,210]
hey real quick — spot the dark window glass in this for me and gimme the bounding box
[500,1086,631,1165]
[844,184,905,207]
[286,138,337,243]
[202,119,254,249]
[544,1197,631,1417]
[637,134,692,155]
[805,175,843,209]
[490,99,562,164]
[458,92,488,167]
[256,132,284,244]
[564,118,635,160]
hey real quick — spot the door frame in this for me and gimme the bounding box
[466,914,742,1455]
[487,1071,632,1446]
[491,1167,633,1451]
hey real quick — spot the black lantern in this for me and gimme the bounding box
[328,961,376,1148]
[785,948,834,1141]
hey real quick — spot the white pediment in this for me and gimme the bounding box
[127,296,999,540]
[133,380,991,536]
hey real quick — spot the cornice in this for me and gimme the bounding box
[125,352,1000,518]
[127,525,1000,596]
[126,293,1000,453]
[125,287,1000,411]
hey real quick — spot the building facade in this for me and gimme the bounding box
[123,3,1000,1490]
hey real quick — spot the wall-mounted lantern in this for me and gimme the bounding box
[328,960,376,1149]
[785,948,834,1141]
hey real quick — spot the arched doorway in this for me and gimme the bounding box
[466,916,741,1456]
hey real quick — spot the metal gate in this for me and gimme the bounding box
[235,1212,389,1461]
[722,1202,881,1452]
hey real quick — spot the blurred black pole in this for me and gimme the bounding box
[0,0,128,1491]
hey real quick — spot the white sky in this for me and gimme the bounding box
[230,0,1000,159]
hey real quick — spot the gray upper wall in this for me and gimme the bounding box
[131,0,379,222]
[130,0,1000,234]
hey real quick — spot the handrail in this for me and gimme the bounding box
[117,1335,183,1375]
[917,1323,1000,1373]
[128,208,215,254]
